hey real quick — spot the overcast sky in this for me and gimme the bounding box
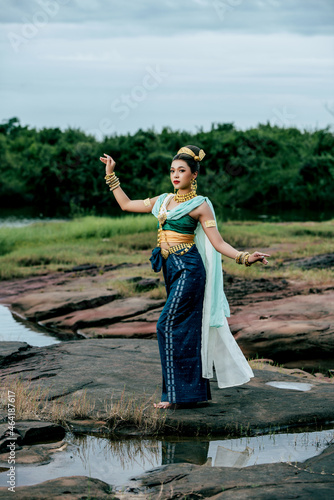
[1,0,333,137]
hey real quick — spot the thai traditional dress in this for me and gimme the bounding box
[151,193,254,404]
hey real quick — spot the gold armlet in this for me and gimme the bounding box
[204,220,216,228]
[143,198,151,207]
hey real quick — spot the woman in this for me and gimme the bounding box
[100,145,270,409]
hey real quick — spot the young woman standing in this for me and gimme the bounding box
[100,145,269,409]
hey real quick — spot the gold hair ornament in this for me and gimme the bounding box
[177,147,206,162]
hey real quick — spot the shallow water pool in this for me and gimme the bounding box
[0,428,333,489]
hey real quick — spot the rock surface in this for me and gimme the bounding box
[229,289,334,371]
[0,476,114,499]
[0,439,67,465]
[1,340,333,436]
[1,263,334,367]
[0,420,65,447]
[124,443,334,499]
[40,297,165,333]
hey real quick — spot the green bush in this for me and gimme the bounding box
[0,118,333,216]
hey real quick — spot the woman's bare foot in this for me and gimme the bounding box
[153,401,199,409]
[154,402,174,409]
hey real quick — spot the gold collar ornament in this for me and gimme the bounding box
[174,191,197,203]
[177,147,206,162]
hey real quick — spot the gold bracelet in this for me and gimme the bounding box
[106,178,118,186]
[106,173,120,189]
[235,251,250,265]
[235,251,245,264]
[143,198,151,207]
[105,173,116,180]
[241,252,250,265]
[109,181,120,192]
[235,251,241,264]
[245,253,252,267]
[107,178,120,187]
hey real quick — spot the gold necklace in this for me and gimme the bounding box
[174,191,197,203]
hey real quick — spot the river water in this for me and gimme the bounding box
[0,305,61,346]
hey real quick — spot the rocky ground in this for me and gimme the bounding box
[1,339,334,435]
[0,257,333,498]
[1,261,333,371]
[0,340,334,499]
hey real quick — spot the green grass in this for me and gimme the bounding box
[0,215,333,282]
[0,215,157,279]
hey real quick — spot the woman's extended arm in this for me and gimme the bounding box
[100,153,159,213]
[190,202,270,265]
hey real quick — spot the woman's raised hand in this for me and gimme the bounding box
[249,252,270,265]
[100,153,116,175]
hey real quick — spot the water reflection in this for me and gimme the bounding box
[162,438,209,465]
[1,428,332,488]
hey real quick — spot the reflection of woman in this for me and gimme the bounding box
[100,145,269,409]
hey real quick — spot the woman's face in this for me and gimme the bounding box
[170,160,197,191]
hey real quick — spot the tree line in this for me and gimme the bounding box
[1,117,333,218]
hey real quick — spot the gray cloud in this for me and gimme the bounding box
[1,1,333,135]
[1,0,333,36]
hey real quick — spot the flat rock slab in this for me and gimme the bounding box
[81,321,157,338]
[0,420,65,446]
[230,290,334,371]
[0,440,67,465]
[0,476,114,499]
[11,290,120,321]
[0,342,29,366]
[125,444,334,499]
[80,307,163,339]
[40,297,165,333]
[1,340,333,436]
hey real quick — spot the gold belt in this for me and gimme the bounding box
[161,243,195,259]
[161,230,195,243]
[160,230,195,259]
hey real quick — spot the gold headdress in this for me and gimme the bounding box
[177,146,206,162]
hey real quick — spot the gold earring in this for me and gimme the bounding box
[191,178,197,195]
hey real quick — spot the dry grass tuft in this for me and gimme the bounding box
[105,389,167,435]
[0,378,95,423]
